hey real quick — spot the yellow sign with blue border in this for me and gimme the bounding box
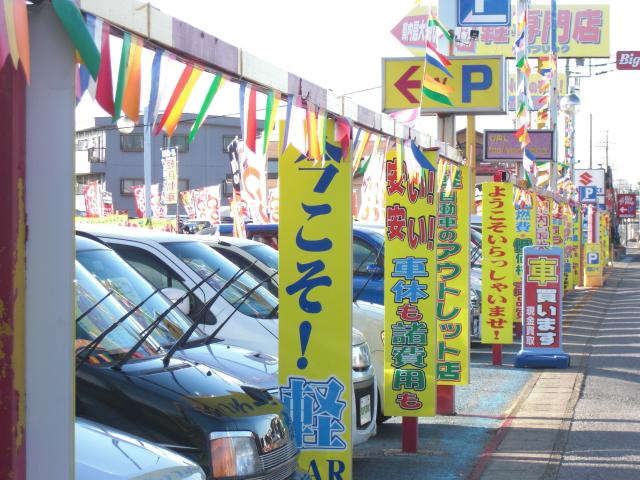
[384,145,438,416]
[279,122,353,479]
[382,56,506,114]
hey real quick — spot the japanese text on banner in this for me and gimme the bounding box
[536,196,552,246]
[482,182,516,344]
[513,189,535,323]
[436,162,470,385]
[161,147,178,205]
[384,146,437,417]
[523,250,563,349]
[279,122,353,479]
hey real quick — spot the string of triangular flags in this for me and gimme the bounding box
[512,5,536,188]
[536,54,555,129]
[0,0,30,82]
[422,10,454,107]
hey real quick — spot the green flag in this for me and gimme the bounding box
[51,0,100,79]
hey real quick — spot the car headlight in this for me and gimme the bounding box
[210,432,260,478]
[352,342,372,370]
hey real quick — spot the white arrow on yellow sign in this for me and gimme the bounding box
[382,56,507,115]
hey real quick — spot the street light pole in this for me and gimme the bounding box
[144,106,152,219]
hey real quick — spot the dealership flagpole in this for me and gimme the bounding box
[549,0,559,193]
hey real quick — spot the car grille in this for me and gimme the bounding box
[258,441,299,480]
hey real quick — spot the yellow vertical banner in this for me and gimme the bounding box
[436,162,470,385]
[570,207,581,288]
[384,145,437,416]
[535,196,552,246]
[482,182,516,344]
[279,119,352,478]
[513,188,535,323]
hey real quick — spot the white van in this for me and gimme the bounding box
[77,225,377,445]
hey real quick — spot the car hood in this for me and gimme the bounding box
[75,418,205,480]
[176,341,278,391]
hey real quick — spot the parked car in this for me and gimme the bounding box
[195,234,389,422]
[74,250,304,479]
[77,226,378,444]
[76,417,206,480]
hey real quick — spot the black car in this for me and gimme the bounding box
[75,236,305,479]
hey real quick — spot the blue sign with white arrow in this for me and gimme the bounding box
[458,0,511,27]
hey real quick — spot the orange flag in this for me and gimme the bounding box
[122,36,142,123]
[13,0,29,82]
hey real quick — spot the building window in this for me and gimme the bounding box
[120,178,144,196]
[120,178,190,196]
[163,134,189,153]
[178,179,190,192]
[120,134,144,152]
[76,174,105,195]
[267,158,278,180]
[223,135,236,152]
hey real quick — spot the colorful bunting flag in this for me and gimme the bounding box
[153,63,194,136]
[389,108,420,127]
[52,0,100,79]
[239,81,258,153]
[352,130,371,174]
[410,141,436,172]
[161,66,202,137]
[12,0,29,81]
[262,90,280,155]
[95,21,114,116]
[425,41,452,78]
[147,48,164,123]
[306,104,321,162]
[427,10,452,41]
[113,31,131,120]
[122,36,143,123]
[188,73,224,144]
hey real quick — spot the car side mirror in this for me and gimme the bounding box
[161,287,190,315]
[366,264,384,278]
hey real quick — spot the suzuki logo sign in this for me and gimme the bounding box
[579,172,593,185]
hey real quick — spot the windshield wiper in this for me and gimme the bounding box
[113,269,219,370]
[353,241,384,303]
[75,291,113,324]
[203,271,278,345]
[161,262,257,366]
[76,288,161,366]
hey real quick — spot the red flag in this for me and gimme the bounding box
[95,22,114,116]
[246,87,257,152]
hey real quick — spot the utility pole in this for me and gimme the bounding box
[589,113,593,169]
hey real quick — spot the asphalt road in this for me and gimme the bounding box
[555,251,640,479]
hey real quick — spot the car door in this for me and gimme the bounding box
[107,243,215,325]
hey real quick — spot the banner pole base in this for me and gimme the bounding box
[436,385,456,415]
[492,344,503,366]
[401,417,418,453]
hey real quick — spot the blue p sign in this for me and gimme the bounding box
[587,252,599,265]
[579,186,597,203]
[462,65,492,103]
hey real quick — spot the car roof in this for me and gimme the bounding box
[75,234,111,252]
[77,224,192,244]
[192,234,266,248]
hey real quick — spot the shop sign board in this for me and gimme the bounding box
[514,246,570,368]
[382,56,506,114]
[484,129,553,161]
[391,5,610,58]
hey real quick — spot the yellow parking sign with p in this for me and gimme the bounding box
[382,56,507,114]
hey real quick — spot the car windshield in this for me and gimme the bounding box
[162,241,278,319]
[242,244,278,271]
[75,262,165,363]
[76,248,204,345]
